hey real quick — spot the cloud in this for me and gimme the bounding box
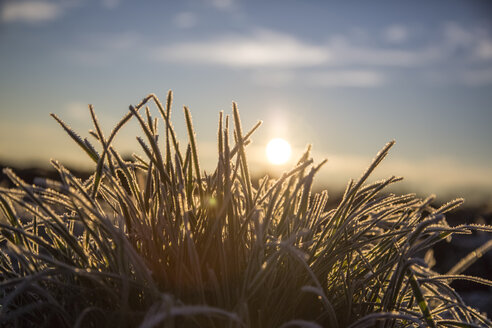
[207,0,235,10]
[153,28,445,70]
[101,0,121,10]
[1,1,63,23]
[174,12,197,29]
[383,25,409,43]
[342,46,438,67]
[62,32,140,66]
[326,36,442,67]
[154,29,330,68]
[151,25,490,88]
[442,22,492,60]
[443,22,476,47]
[64,22,492,88]
[251,69,385,88]
[475,39,492,60]
[305,70,385,87]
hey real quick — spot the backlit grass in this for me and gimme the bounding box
[1,91,491,327]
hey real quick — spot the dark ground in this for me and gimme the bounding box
[1,163,491,316]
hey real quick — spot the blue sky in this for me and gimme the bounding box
[1,0,491,200]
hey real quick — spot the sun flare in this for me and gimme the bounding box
[266,138,292,165]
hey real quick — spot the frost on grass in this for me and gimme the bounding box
[0,91,491,327]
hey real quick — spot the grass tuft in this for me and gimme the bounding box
[1,91,491,327]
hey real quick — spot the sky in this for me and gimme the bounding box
[1,0,491,202]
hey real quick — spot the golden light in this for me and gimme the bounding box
[266,138,291,165]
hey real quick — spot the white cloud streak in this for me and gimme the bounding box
[207,0,235,10]
[154,30,330,68]
[153,28,447,69]
[306,70,385,87]
[475,40,492,60]
[443,22,476,47]
[1,1,63,23]
[174,12,197,29]
[58,20,491,88]
[252,69,385,88]
[0,0,123,25]
[383,25,409,44]
[327,41,441,67]
[101,0,121,10]
[62,31,140,66]
[152,22,492,87]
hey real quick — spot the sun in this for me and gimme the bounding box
[266,138,292,165]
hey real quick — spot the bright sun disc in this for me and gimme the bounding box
[266,138,291,165]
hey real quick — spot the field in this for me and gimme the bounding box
[0,92,491,327]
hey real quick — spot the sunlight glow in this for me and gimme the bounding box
[266,138,291,165]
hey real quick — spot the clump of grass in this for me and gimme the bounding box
[1,91,491,327]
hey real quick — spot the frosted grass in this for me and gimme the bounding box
[0,91,491,327]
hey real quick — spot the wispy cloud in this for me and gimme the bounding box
[443,22,476,47]
[1,0,122,24]
[174,11,197,29]
[101,0,121,10]
[147,23,492,87]
[153,27,446,69]
[252,69,385,88]
[383,25,409,44]
[62,31,140,66]
[206,0,236,11]
[305,70,385,87]
[1,1,63,23]
[442,22,492,60]
[64,21,492,88]
[326,40,441,67]
[153,29,330,68]
[475,39,492,60]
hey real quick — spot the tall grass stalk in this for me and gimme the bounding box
[1,92,491,327]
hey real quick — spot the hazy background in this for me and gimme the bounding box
[1,0,491,203]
